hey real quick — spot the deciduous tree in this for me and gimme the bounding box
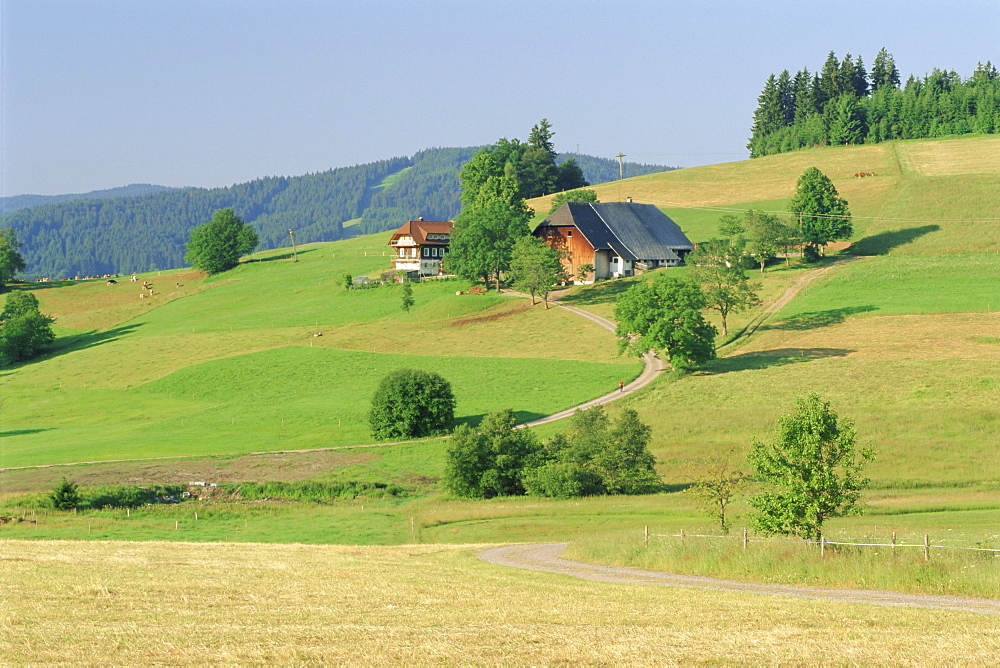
[509,235,564,308]
[749,394,874,540]
[0,290,55,364]
[788,167,852,261]
[687,239,761,338]
[184,208,259,274]
[368,369,456,440]
[614,275,717,370]
[0,229,26,292]
[443,408,539,499]
[448,174,532,290]
[548,188,598,214]
[685,450,746,535]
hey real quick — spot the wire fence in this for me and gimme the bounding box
[643,526,1000,561]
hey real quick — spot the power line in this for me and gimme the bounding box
[629,198,1000,224]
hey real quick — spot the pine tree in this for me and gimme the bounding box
[871,48,900,92]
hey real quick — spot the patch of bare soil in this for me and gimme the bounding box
[0,450,381,494]
[450,300,532,327]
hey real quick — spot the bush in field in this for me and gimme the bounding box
[524,407,660,497]
[443,408,540,498]
[49,477,81,510]
[0,291,55,364]
[369,368,456,440]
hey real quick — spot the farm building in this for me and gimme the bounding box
[387,218,453,277]
[533,201,694,282]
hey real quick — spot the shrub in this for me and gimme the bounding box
[49,477,81,510]
[368,368,456,440]
[443,408,539,498]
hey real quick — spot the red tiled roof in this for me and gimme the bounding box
[389,220,453,245]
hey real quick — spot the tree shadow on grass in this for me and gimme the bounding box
[250,248,317,263]
[558,280,635,307]
[848,225,940,255]
[42,324,143,360]
[702,348,854,375]
[0,428,52,438]
[765,305,878,331]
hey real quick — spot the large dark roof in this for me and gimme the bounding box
[535,202,693,261]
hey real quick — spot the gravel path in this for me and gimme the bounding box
[478,543,1000,615]
[516,299,664,428]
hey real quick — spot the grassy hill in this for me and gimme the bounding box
[2,136,998,603]
[529,135,1000,255]
[0,234,637,469]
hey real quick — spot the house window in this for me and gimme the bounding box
[422,247,430,258]
[567,230,573,237]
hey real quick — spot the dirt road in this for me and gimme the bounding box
[478,543,1000,615]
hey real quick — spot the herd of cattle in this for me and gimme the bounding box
[28,273,183,299]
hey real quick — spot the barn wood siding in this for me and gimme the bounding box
[542,226,596,278]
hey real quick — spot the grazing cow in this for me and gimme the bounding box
[107,279,117,285]
[139,293,147,299]
[130,275,138,282]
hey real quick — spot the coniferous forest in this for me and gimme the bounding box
[2,149,674,279]
[748,49,1000,157]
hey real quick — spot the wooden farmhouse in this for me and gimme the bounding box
[387,218,453,277]
[533,201,694,282]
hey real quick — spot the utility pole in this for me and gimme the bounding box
[616,152,626,181]
[288,229,298,262]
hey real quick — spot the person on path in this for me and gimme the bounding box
[618,380,625,392]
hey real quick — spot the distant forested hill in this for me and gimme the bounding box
[1,184,177,215]
[3,150,675,278]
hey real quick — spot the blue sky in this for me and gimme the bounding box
[2,0,998,195]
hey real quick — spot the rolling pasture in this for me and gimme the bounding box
[1,136,999,661]
[0,236,637,469]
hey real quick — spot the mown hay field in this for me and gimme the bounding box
[2,539,999,665]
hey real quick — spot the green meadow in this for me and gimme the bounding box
[2,136,999,599]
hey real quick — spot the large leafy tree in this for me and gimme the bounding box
[448,173,532,290]
[368,369,456,440]
[788,167,852,261]
[0,229,27,292]
[687,239,761,338]
[184,208,259,274]
[749,394,874,540]
[614,274,717,370]
[0,290,55,364]
[443,408,540,499]
[509,235,564,308]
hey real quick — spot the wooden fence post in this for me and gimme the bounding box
[820,534,825,558]
[643,525,648,549]
[680,528,685,546]
[742,527,748,550]
[891,531,896,556]
[924,534,930,561]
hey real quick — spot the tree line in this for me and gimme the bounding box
[748,49,1000,157]
[3,144,674,279]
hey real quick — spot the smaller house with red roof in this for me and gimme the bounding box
[388,218,453,277]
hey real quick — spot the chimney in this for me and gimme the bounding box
[417,216,424,221]
[625,197,633,203]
